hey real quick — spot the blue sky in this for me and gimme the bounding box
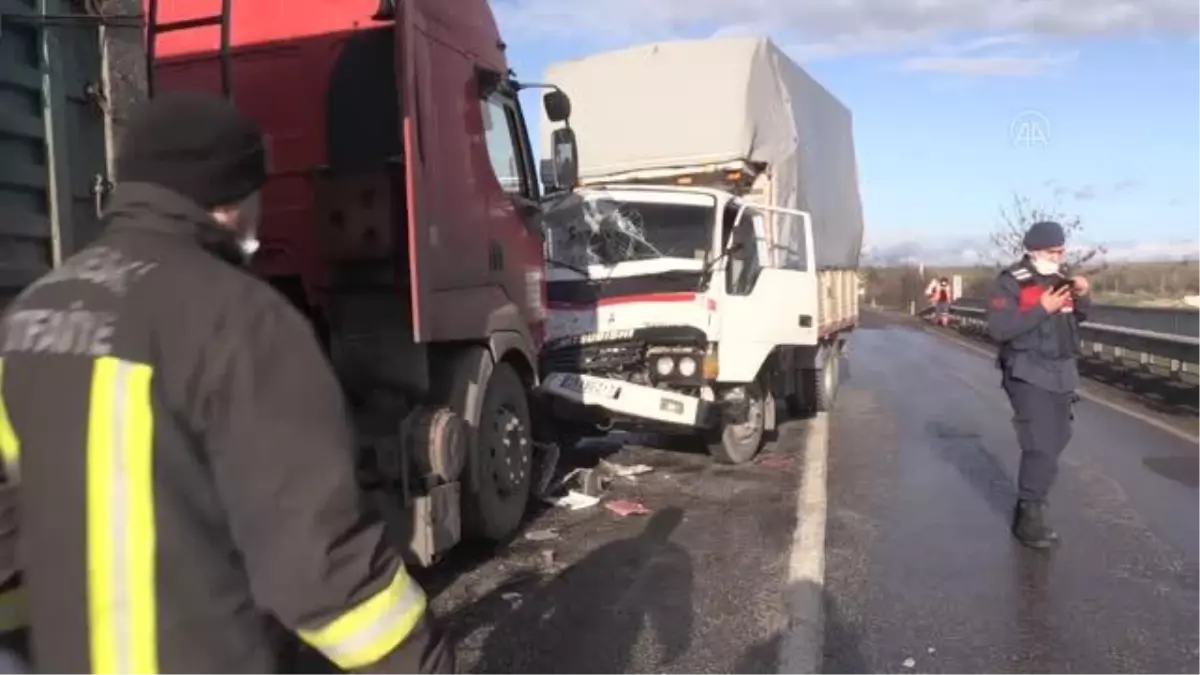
[495,0,1199,261]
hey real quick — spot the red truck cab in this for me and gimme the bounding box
[144,0,578,564]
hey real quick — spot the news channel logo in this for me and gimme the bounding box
[1009,109,1050,149]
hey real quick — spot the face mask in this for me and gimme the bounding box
[1029,256,1061,276]
[238,236,260,258]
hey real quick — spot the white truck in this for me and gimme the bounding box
[534,36,865,464]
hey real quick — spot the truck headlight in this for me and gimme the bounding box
[655,355,675,375]
[677,356,697,377]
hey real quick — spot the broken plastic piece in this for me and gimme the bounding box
[551,490,600,510]
[604,499,651,517]
[599,459,654,478]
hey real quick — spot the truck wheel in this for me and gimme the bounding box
[463,363,532,542]
[803,352,839,414]
[784,366,807,418]
[706,383,766,465]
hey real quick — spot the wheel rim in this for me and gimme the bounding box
[726,388,764,443]
[487,405,530,497]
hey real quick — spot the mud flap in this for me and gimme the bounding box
[401,482,462,568]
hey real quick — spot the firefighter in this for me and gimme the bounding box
[0,91,453,673]
[0,466,29,673]
[985,220,1091,549]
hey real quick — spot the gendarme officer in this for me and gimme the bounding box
[986,220,1091,549]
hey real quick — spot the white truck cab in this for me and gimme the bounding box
[537,184,817,463]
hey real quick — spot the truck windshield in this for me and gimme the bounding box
[545,193,714,268]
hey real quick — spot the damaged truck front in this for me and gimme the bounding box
[535,35,865,464]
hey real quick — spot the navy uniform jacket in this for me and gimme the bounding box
[985,258,1091,393]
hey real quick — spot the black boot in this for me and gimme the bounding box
[1012,499,1059,549]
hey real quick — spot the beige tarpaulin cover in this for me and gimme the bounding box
[541,36,865,269]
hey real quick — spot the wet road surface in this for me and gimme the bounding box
[401,310,1196,674]
[417,427,810,674]
[824,313,1199,673]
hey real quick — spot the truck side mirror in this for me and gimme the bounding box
[543,89,571,123]
[540,158,559,193]
[550,127,578,191]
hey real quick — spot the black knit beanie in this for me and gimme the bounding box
[1023,220,1066,250]
[116,90,268,208]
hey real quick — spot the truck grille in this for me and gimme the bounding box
[541,340,645,375]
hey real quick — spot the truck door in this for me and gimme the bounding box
[476,74,546,341]
[715,203,818,381]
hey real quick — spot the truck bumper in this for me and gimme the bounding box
[539,372,715,428]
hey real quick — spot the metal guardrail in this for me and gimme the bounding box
[939,305,1199,378]
[953,297,1199,338]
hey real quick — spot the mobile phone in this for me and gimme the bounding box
[1051,277,1075,293]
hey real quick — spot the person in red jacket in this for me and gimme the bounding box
[929,277,953,325]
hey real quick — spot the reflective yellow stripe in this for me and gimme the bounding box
[0,360,21,481]
[87,357,158,674]
[0,586,26,633]
[297,565,427,670]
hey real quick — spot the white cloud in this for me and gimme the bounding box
[494,0,1199,49]
[896,51,1078,76]
[496,0,1196,78]
[1045,179,1142,201]
[862,235,1199,266]
[939,33,1033,54]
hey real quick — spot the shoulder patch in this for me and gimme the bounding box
[1011,268,1032,280]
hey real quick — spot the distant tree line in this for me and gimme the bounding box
[860,192,1197,310]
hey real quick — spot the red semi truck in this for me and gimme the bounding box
[142,0,579,564]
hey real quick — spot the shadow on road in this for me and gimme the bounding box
[729,580,867,674]
[926,420,1018,521]
[445,506,695,674]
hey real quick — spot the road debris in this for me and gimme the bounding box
[542,466,608,509]
[523,528,559,542]
[551,490,600,510]
[599,459,654,478]
[500,592,523,609]
[756,454,796,470]
[543,458,656,510]
[604,499,651,517]
[902,657,916,669]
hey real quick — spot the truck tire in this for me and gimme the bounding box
[705,383,766,465]
[463,363,532,542]
[803,352,839,414]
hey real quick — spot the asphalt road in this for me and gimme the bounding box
[417,426,810,674]
[824,312,1199,673]
[407,311,1197,674]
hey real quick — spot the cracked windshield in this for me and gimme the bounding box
[545,194,715,269]
[1,0,1194,673]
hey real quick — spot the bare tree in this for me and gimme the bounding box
[988,192,1107,273]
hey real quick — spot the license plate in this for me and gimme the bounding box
[557,374,621,400]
